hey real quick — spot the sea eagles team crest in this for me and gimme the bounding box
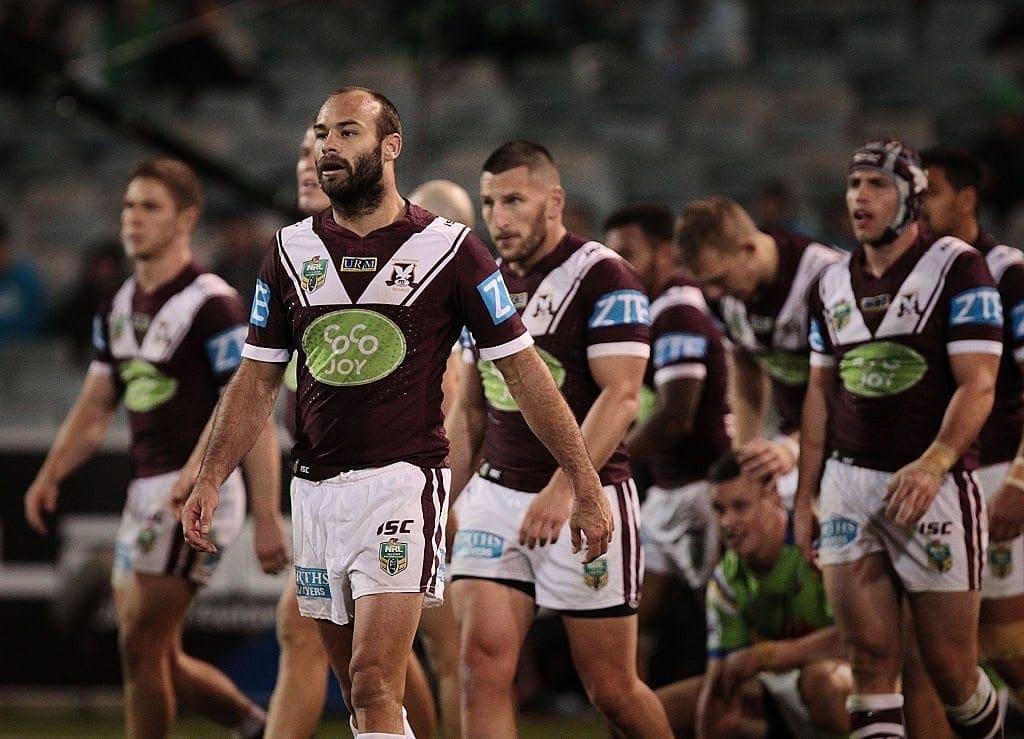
[926,540,952,573]
[990,545,1013,579]
[379,538,409,576]
[583,559,609,590]
[386,262,418,289]
[829,300,851,332]
[302,256,328,293]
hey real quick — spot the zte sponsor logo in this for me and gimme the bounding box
[294,567,331,598]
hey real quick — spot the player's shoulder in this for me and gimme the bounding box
[650,274,710,323]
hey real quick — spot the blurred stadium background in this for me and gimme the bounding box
[4,0,1024,735]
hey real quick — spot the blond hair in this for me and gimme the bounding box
[675,196,756,268]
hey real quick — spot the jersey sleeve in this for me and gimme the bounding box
[1000,263,1024,365]
[705,566,750,657]
[651,298,717,387]
[89,303,116,378]
[453,233,533,362]
[580,256,651,360]
[945,250,1004,358]
[242,236,293,364]
[807,275,835,368]
[194,292,248,386]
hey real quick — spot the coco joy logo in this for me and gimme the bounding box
[302,309,406,386]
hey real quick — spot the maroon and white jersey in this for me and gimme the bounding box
[92,262,248,478]
[809,235,1003,472]
[472,233,651,492]
[975,232,1024,464]
[243,204,531,472]
[646,274,730,487]
[716,229,842,433]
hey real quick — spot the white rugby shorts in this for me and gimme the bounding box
[641,480,720,589]
[290,462,450,627]
[449,475,643,613]
[977,461,1024,600]
[816,458,986,592]
[112,468,246,588]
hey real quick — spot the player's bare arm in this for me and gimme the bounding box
[626,376,703,461]
[167,412,215,517]
[444,356,487,499]
[729,346,770,444]
[24,370,119,535]
[182,358,284,552]
[721,626,843,700]
[989,355,1024,541]
[520,353,645,550]
[241,418,289,574]
[493,346,613,563]
[885,351,998,526]
[795,363,836,564]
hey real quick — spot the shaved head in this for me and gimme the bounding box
[482,140,561,187]
[409,179,476,227]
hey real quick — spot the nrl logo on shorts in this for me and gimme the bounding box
[137,527,158,553]
[829,300,852,332]
[302,256,328,293]
[926,539,952,573]
[990,545,1013,578]
[385,262,418,289]
[379,538,409,576]
[582,559,609,590]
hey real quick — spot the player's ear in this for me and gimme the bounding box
[548,184,565,220]
[382,132,402,163]
[178,205,200,235]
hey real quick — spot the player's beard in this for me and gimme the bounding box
[495,208,547,267]
[320,146,385,219]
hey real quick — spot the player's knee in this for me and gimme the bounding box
[348,662,396,713]
[580,670,635,720]
[118,617,170,669]
[459,633,518,693]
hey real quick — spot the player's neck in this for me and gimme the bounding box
[134,242,192,294]
[757,232,779,286]
[954,220,980,246]
[330,190,406,238]
[862,222,919,278]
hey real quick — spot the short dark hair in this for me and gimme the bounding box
[920,146,986,193]
[706,450,744,484]
[128,158,203,212]
[330,86,402,140]
[706,449,773,488]
[482,140,556,176]
[603,204,675,243]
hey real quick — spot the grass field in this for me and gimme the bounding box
[0,707,608,738]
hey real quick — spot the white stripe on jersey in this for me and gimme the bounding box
[107,273,238,363]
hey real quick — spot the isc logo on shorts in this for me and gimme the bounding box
[295,566,332,598]
[454,530,504,558]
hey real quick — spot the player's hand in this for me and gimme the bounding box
[182,479,220,553]
[720,647,760,699]
[24,476,60,535]
[885,463,942,527]
[736,438,796,482]
[520,483,573,549]
[988,482,1024,543]
[792,493,819,569]
[252,512,289,574]
[568,475,614,564]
